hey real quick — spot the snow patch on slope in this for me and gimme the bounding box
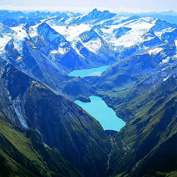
[0,23,13,54]
[51,24,91,41]
[114,19,155,47]
[148,47,163,55]
[163,76,169,82]
[175,40,177,47]
[100,18,155,47]
[83,38,102,53]
[11,25,28,54]
[0,36,11,54]
[12,96,28,129]
[162,57,171,64]
[29,23,41,37]
[71,42,85,57]
[154,27,175,40]
[50,47,68,55]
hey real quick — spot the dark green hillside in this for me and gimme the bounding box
[102,65,177,176]
[0,116,81,177]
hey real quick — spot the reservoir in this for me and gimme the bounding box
[69,65,110,77]
[75,96,126,131]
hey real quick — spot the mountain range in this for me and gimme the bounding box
[0,8,177,177]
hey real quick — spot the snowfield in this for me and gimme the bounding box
[1,9,177,66]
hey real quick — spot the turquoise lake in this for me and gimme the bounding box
[75,96,126,131]
[69,65,110,77]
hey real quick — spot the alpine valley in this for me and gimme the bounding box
[0,8,177,177]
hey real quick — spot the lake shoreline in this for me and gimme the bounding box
[75,96,126,131]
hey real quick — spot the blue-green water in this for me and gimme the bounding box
[75,96,126,131]
[69,65,110,77]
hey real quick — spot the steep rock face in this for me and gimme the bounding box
[37,23,68,50]
[78,29,116,65]
[25,85,110,177]
[4,36,73,94]
[33,23,90,70]
[0,61,111,177]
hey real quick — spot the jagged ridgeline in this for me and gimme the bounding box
[0,8,177,177]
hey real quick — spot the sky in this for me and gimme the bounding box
[0,0,177,12]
